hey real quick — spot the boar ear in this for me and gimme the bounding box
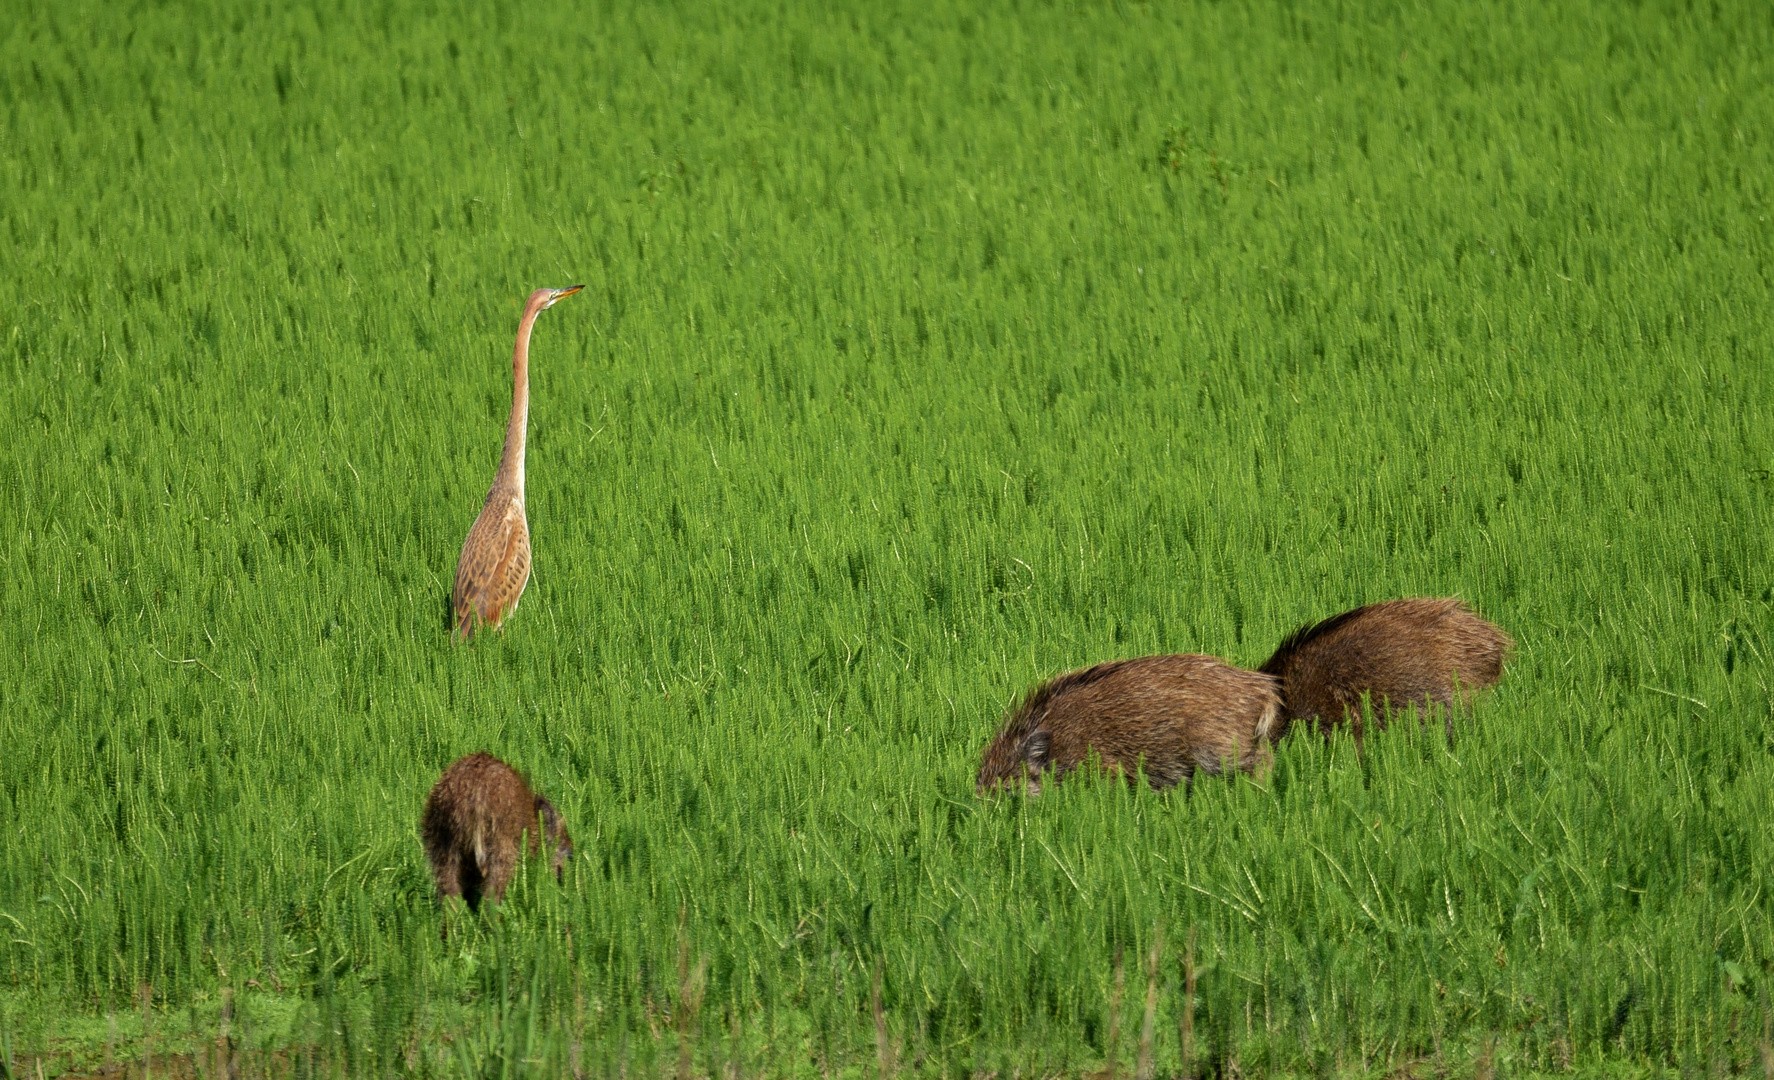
[536,797,562,837]
[1021,731,1051,771]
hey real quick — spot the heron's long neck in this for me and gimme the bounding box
[497,309,540,496]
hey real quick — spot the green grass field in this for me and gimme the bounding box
[4,0,1773,1075]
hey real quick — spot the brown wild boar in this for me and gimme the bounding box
[976,654,1282,795]
[1259,597,1513,740]
[420,752,573,909]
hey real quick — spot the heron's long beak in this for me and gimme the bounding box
[550,284,585,306]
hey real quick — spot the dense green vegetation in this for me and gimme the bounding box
[3,0,1772,1074]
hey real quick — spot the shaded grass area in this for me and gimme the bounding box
[2,0,1772,1074]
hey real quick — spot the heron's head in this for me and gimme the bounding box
[540,285,584,309]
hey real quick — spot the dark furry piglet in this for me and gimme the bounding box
[420,752,573,909]
[976,654,1282,795]
[1259,597,1512,739]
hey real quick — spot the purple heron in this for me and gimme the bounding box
[451,285,582,641]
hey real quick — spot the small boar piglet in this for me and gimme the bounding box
[1260,597,1513,740]
[977,654,1282,796]
[420,751,573,910]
